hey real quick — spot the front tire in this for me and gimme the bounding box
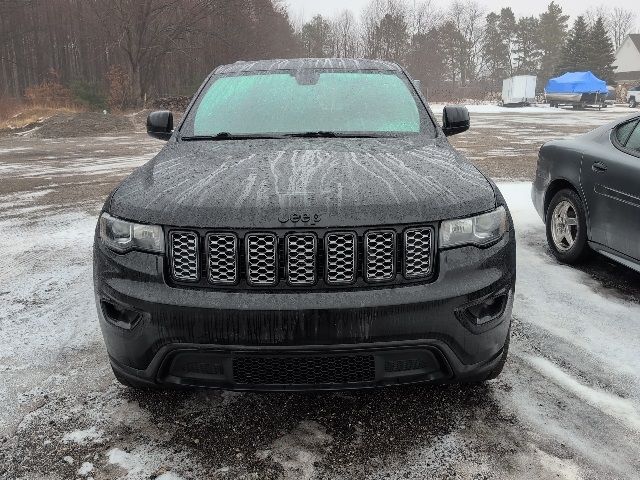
[546,189,591,264]
[631,98,638,108]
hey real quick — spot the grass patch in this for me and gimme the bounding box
[0,106,84,130]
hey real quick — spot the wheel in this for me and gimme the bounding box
[630,98,638,108]
[545,189,591,264]
[485,328,510,380]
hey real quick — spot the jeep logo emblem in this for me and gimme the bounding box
[278,213,322,226]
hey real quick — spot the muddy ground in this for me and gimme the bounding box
[1,107,639,480]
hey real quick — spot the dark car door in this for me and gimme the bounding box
[581,118,640,260]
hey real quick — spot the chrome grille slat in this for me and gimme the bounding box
[404,228,434,279]
[246,233,278,286]
[325,232,357,285]
[170,231,199,282]
[286,234,317,286]
[207,233,238,285]
[364,230,396,282]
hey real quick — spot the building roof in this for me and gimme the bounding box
[615,70,640,83]
[214,58,402,75]
[630,34,640,52]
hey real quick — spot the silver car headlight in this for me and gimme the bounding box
[440,206,509,248]
[99,212,164,254]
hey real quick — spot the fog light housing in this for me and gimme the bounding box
[458,293,508,326]
[100,299,149,330]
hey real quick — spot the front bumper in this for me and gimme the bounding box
[94,229,516,391]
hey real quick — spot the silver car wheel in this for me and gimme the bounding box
[551,200,579,252]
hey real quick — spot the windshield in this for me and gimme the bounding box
[182,70,434,138]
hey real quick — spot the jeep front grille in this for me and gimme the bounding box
[246,233,278,286]
[207,233,238,285]
[364,230,396,282]
[168,226,434,288]
[286,234,317,286]
[404,228,434,279]
[325,232,357,285]
[170,231,200,282]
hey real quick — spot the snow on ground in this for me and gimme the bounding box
[430,103,565,114]
[1,122,640,478]
[499,183,640,477]
[429,103,635,115]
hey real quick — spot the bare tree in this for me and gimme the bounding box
[360,0,409,60]
[447,0,486,85]
[361,0,387,58]
[331,10,360,58]
[91,0,210,103]
[411,0,443,36]
[584,5,609,27]
[609,7,637,50]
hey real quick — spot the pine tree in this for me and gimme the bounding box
[482,12,511,87]
[301,15,333,58]
[513,16,541,75]
[538,2,569,85]
[498,8,517,76]
[587,17,616,84]
[556,16,590,75]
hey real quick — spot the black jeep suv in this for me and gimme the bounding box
[94,58,516,391]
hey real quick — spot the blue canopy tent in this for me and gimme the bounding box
[545,71,608,94]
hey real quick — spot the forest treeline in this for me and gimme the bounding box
[0,0,637,108]
[0,0,298,108]
[298,0,635,99]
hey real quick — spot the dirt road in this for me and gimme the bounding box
[1,107,639,479]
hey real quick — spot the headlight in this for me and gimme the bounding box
[440,206,508,248]
[99,213,164,254]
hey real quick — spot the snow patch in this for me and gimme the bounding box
[156,473,186,480]
[0,146,32,154]
[528,356,640,432]
[430,103,562,114]
[256,420,332,480]
[62,426,104,445]
[107,447,186,480]
[78,461,94,476]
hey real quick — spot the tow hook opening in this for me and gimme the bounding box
[100,299,148,330]
[458,293,509,326]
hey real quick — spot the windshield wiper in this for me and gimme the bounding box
[284,131,385,138]
[181,132,284,141]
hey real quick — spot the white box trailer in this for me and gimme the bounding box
[501,75,537,106]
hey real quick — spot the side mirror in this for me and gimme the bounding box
[146,110,173,140]
[442,106,470,137]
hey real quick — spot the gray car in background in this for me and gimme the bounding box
[532,114,640,272]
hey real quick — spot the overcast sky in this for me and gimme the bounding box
[289,0,639,23]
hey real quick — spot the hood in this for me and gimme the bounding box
[109,136,495,228]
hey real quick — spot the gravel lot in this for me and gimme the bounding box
[1,106,639,479]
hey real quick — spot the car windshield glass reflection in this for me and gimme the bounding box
[187,71,430,137]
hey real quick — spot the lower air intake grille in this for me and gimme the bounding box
[169,231,199,281]
[364,230,396,282]
[233,355,376,385]
[404,228,434,279]
[246,233,278,286]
